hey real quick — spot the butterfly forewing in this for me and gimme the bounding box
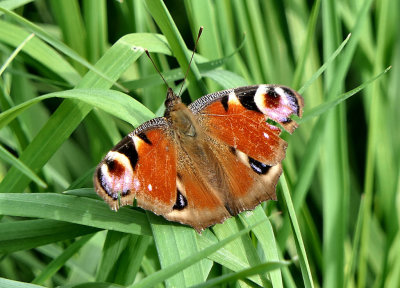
[190,85,303,165]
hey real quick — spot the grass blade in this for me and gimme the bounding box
[0,192,151,236]
[129,220,266,288]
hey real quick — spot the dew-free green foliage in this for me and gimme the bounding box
[0,0,398,287]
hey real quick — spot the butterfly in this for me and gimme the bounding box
[94,84,303,232]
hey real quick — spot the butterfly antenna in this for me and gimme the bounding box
[145,49,170,88]
[178,26,203,97]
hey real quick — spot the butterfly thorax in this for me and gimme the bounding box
[163,89,222,185]
[163,88,198,139]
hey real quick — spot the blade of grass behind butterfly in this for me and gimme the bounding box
[0,192,151,235]
[184,0,223,92]
[202,70,248,89]
[245,0,278,83]
[191,261,290,288]
[146,213,213,287]
[281,0,324,205]
[130,220,265,288]
[0,89,155,130]
[376,0,400,241]
[212,217,270,287]
[359,0,396,285]
[132,1,170,113]
[95,231,131,283]
[279,173,314,288]
[0,145,46,188]
[321,1,373,287]
[0,219,99,254]
[0,0,34,12]
[295,74,389,284]
[282,0,373,279]
[291,0,321,90]
[195,230,263,286]
[123,35,247,90]
[0,7,125,91]
[32,234,93,285]
[64,0,115,162]
[144,0,206,100]
[0,78,30,151]
[239,206,284,288]
[231,0,263,84]
[214,1,251,83]
[83,0,107,64]
[0,78,44,188]
[0,33,170,194]
[299,67,391,124]
[344,195,365,287]
[0,278,45,288]
[112,235,152,286]
[277,67,389,256]
[0,20,80,85]
[321,0,347,283]
[49,0,87,74]
[276,33,351,248]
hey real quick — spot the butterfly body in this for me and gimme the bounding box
[94,85,303,232]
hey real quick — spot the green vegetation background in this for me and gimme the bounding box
[0,0,398,287]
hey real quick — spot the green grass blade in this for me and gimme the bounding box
[196,232,263,286]
[184,0,223,92]
[0,33,35,76]
[0,88,154,129]
[0,278,45,288]
[212,218,269,286]
[83,0,107,63]
[32,235,93,284]
[0,145,46,187]
[0,219,98,253]
[49,0,86,73]
[0,192,151,236]
[0,0,34,12]
[95,231,131,282]
[300,66,391,123]
[292,0,321,89]
[298,33,350,95]
[112,235,152,286]
[280,174,314,288]
[0,19,80,85]
[0,7,124,90]
[130,220,265,288]
[190,261,290,288]
[239,206,284,287]
[144,0,206,99]
[147,213,211,287]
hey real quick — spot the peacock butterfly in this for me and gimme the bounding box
[94,83,304,232]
